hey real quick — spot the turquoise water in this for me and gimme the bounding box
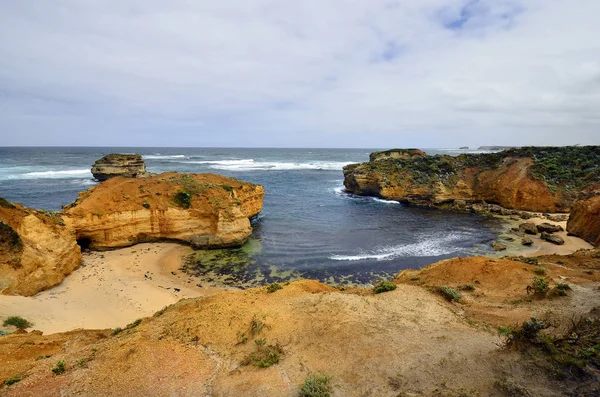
[0,147,501,285]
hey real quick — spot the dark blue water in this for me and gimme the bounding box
[0,147,501,285]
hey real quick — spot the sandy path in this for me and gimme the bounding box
[0,243,227,334]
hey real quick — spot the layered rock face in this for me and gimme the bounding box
[567,196,600,247]
[91,153,148,181]
[344,146,600,213]
[369,148,427,162]
[0,199,81,296]
[63,172,264,249]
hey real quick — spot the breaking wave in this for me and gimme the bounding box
[329,232,470,261]
[187,159,352,171]
[143,154,187,160]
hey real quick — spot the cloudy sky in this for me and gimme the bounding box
[1,0,599,148]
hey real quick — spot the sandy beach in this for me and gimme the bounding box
[0,243,227,334]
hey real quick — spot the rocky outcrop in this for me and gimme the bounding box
[369,148,427,162]
[91,154,148,181]
[344,146,600,213]
[536,222,563,234]
[541,232,565,245]
[63,172,264,250]
[567,196,600,247]
[0,198,81,296]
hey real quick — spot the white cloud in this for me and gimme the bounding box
[0,0,598,147]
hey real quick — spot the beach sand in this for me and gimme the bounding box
[0,243,227,334]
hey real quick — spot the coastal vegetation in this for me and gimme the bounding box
[51,360,66,375]
[373,281,397,294]
[3,316,32,330]
[299,374,332,397]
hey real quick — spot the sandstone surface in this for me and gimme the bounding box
[91,153,148,181]
[63,172,264,249]
[344,146,600,213]
[0,199,81,296]
[567,196,600,247]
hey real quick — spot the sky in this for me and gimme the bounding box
[0,0,599,148]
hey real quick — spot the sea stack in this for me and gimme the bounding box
[91,153,148,181]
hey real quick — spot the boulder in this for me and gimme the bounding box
[536,222,564,234]
[0,198,81,296]
[521,237,533,246]
[63,172,264,250]
[91,154,148,181]
[519,222,538,235]
[566,196,600,247]
[540,232,565,245]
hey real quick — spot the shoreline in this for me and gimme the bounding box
[0,215,593,335]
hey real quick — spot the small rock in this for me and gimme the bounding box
[537,222,564,234]
[502,236,515,242]
[521,237,533,246]
[519,222,538,235]
[541,232,565,245]
[491,242,507,251]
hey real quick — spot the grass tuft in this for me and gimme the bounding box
[266,282,283,293]
[3,316,32,330]
[374,281,397,294]
[299,374,332,397]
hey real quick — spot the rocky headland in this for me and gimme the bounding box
[0,199,81,297]
[63,172,264,250]
[91,153,148,181]
[344,146,600,213]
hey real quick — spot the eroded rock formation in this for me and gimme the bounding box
[344,146,600,213]
[567,196,600,247]
[91,153,148,181]
[0,198,81,296]
[369,148,427,162]
[63,172,264,249]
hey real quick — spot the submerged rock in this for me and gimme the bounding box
[91,153,148,181]
[490,241,507,251]
[63,172,264,250]
[0,198,81,296]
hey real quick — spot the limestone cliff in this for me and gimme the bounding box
[0,198,81,296]
[91,153,148,181]
[344,146,600,213]
[567,196,600,247]
[63,172,264,249]
[369,148,427,162]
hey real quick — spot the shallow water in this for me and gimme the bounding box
[0,147,502,285]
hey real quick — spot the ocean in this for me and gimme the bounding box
[0,147,502,285]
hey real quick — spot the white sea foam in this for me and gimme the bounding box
[332,186,400,204]
[329,232,468,261]
[143,154,187,160]
[187,159,352,171]
[10,169,93,179]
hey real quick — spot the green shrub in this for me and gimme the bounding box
[532,277,549,294]
[458,284,475,291]
[222,184,234,192]
[142,200,150,209]
[3,376,21,386]
[555,283,571,291]
[266,282,283,293]
[300,374,332,397]
[534,266,547,276]
[437,286,462,302]
[243,339,283,368]
[173,191,192,209]
[111,327,123,336]
[0,222,23,251]
[374,281,397,294]
[52,360,66,375]
[3,316,32,330]
[126,319,142,329]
